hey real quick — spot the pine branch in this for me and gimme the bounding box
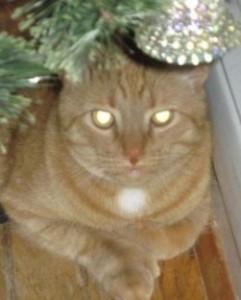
[1,1,168,153]
[13,0,167,79]
[0,32,56,154]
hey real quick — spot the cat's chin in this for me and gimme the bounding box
[108,167,143,179]
[105,167,152,186]
[127,168,142,178]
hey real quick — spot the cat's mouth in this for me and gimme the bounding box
[106,166,149,180]
[127,168,142,178]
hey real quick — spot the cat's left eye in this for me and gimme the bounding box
[151,110,173,126]
[91,110,115,129]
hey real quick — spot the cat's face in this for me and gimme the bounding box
[59,62,209,187]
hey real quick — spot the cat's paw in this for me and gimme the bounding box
[102,252,160,300]
[103,268,155,300]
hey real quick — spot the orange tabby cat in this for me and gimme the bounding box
[0,60,211,300]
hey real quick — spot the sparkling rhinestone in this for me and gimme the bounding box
[200,41,209,50]
[154,30,161,37]
[199,3,208,10]
[188,22,199,32]
[196,28,204,35]
[134,0,241,67]
[209,3,217,10]
[204,53,213,63]
[177,55,187,65]
[174,23,183,32]
[146,45,152,51]
[185,0,198,9]
[211,25,219,33]
[186,41,194,50]
[191,54,200,65]
[151,49,159,57]
[150,35,157,41]
[172,41,181,49]
[161,40,168,47]
[211,37,219,43]
[189,11,198,21]
[183,28,190,35]
[174,1,183,9]
[166,56,174,63]
[167,28,176,36]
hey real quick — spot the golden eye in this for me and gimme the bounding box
[92,110,114,129]
[151,110,173,126]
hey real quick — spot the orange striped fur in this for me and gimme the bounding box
[0,61,211,300]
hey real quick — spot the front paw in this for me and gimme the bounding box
[103,267,156,300]
[82,237,160,300]
[101,249,160,300]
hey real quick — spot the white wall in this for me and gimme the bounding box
[206,46,241,298]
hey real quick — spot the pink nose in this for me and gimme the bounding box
[125,147,144,165]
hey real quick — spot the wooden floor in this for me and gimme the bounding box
[0,222,234,300]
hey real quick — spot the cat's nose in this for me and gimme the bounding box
[125,147,144,165]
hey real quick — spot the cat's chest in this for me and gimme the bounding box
[116,188,147,216]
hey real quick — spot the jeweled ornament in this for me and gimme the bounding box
[135,0,241,65]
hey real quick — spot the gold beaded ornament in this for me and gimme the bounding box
[135,0,241,66]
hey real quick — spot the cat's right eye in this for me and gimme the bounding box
[151,110,173,127]
[91,110,115,129]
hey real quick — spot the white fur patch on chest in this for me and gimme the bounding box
[117,188,147,215]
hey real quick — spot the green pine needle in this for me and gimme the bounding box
[0,33,54,120]
[0,32,55,153]
[13,0,167,79]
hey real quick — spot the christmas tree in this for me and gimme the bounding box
[1,0,241,153]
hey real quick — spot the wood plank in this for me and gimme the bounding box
[0,225,8,300]
[196,226,235,300]
[159,250,207,300]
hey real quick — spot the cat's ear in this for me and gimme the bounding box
[183,64,210,88]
